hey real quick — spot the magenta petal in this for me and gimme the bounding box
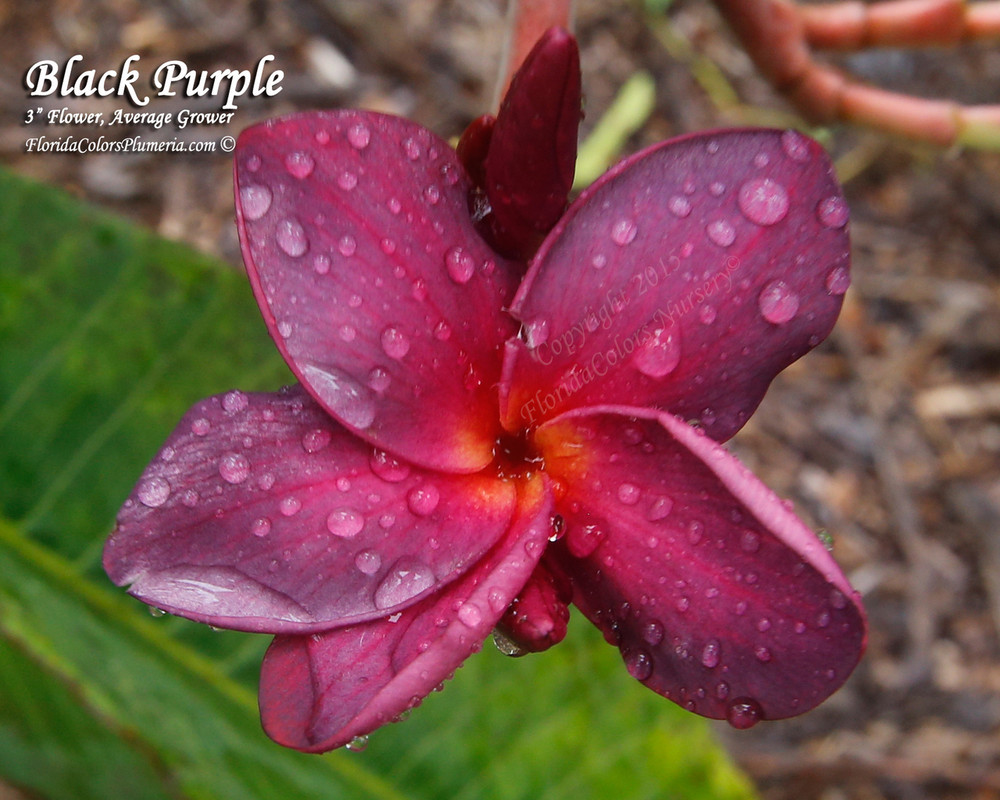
[235,111,519,473]
[483,26,581,258]
[536,406,866,722]
[258,477,553,752]
[103,387,516,633]
[500,129,850,439]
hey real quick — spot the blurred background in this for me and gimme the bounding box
[1,1,999,798]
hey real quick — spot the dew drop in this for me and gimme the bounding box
[285,151,315,179]
[345,735,369,752]
[758,280,800,324]
[566,523,605,558]
[219,452,250,484]
[407,484,440,516]
[327,508,364,538]
[624,648,653,681]
[825,265,850,295]
[592,253,607,269]
[302,363,376,429]
[251,517,272,537]
[338,324,356,343]
[647,496,673,521]
[354,549,382,575]
[181,489,199,507]
[380,326,410,359]
[698,305,716,325]
[706,139,720,154]
[611,218,638,246]
[277,320,293,339]
[368,367,390,393]
[302,428,331,453]
[738,178,789,226]
[687,519,704,545]
[445,246,475,284]
[709,181,726,197]
[676,595,691,612]
[817,195,849,228]
[634,327,681,378]
[370,448,411,482]
[374,561,435,609]
[726,698,763,729]
[222,389,248,414]
[706,219,736,247]
[280,496,302,516]
[347,123,371,150]
[423,184,441,205]
[276,218,308,257]
[245,154,261,172]
[313,254,331,275]
[315,129,329,145]
[458,602,483,628]
[337,171,358,191]
[701,639,721,668]
[337,234,357,257]
[239,185,272,220]
[137,476,170,507]
[740,530,761,553]
[780,130,811,162]
[716,681,731,700]
[617,482,640,505]
[753,151,770,168]
[387,197,402,214]
[402,137,422,160]
[642,620,665,646]
[668,195,692,217]
[433,321,452,341]
[754,645,772,663]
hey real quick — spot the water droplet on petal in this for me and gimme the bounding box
[753,151,770,168]
[617,483,640,505]
[219,452,250,484]
[445,246,475,284]
[338,324,356,343]
[313,254,331,275]
[407,484,440,516]
[380,326,410,359]
[647,496,673,521]
[758,280,800,324]
[374,560,435,609]
[698,305,716,325]
[738,178,789,226]
[181,489,199,507]
[611,218,638,246]
[524,317,550,348]
[625,648,653,681]
[280,496,301,516]
[592,253,607,269]
[781,130,811,162]
[423,184,441,205]
[709,181,726,197]
[368,367,390,393]
[370,448,411,482]
[387,197,402,214]
[354,549,382,575]
[302,363,376,429]
[347,123,371,150]
[701,639,721,668]
[239,185,272,220]
[222,390,248,414]
[302,428,331,453]
[741,530,761,553]
[137,476,170,507]
[337,171,358,191]
[345,734,369,752]
[245,154,261,172]
[706,219,736,247]
[634,327,681,378]
[276,218,308,257]
[642,620,665,645]
[285,151,315,179]
[402,137,422,160]
[825,265,850,295]
[458,602,483,628]
[817,195,849,228]
[687,520,704,545]
[668,195,692,217]
[433,321,451,341]
[327,508,364,538]
[337,234,357,257]
[727,698,762,729]
[251,517,271,537]
[754,645,772,663]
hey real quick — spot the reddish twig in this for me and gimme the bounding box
[711,0,1000,148]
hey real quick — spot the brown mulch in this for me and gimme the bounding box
[3,2,1000,799]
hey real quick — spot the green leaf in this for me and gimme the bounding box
[0,168,757,799]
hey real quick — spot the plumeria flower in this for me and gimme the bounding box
[104,28,866,752]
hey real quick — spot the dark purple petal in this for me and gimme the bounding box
[258,476,553,752]
[103,387,516,633]
[536,406,866,723]
[234,111,519,473]
[482,26,581,258]
[500,129,850,439]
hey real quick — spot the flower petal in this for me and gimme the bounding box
[103,387,515,633]
[258,476,553,752]
[234,111,518,473]
[500,129,850,439]
[482,26,581,258]
[535,406,866,723]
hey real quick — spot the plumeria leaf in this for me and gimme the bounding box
[535,406,866,725]
[481,26,581,258]
[259,476,553,752]
[500,129,850,439]
[235,111,519,474]
[104,386,516,633]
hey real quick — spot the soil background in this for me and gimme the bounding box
[2,1,1000,798]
